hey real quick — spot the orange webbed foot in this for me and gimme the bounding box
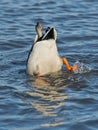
[62,57,73,71]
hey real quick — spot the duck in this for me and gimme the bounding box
[26,23,76,76]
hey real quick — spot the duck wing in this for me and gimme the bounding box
[42,28,57,40]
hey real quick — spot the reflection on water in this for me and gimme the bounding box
[25,70,94,127]
[41,118,65,127]
[27,76,67,117]
[26,75,68,126]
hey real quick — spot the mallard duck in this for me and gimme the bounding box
[26,23,63,76]
[26,23,76,76]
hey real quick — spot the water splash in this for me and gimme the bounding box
[73,61,92,74]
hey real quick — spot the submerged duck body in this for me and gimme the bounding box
[27,23,63,76]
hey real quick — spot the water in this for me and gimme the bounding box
[72,61,91,74]
[0,0,98,130]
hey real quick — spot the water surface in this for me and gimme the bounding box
[0,0,98,130]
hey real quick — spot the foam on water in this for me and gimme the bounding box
[73,61,92,74]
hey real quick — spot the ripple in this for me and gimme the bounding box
[0,0,98,130]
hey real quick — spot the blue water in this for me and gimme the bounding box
[0,0,98,130]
